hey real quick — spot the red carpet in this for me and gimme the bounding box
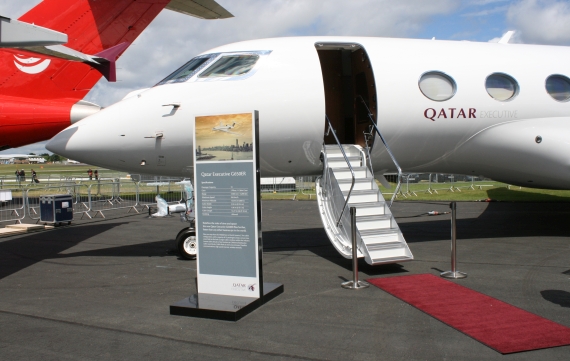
[368,274,570,354]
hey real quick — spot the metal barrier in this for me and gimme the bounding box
[0,188,26,224]
[382,173,504,198]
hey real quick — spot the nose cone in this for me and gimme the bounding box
[46,109,122,169]
[45,126,78,155]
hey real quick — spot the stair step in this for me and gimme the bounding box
[333,167,368,179]
[317,142,413,266]
[342,189,379,203]
[371,255,414,265]
[347,201,387,216]
[337,178,375,191]
[324,145,361,157]
[328,156,362,168]
[360,228,399,237]
[360,229,400,244]
[356,214,392,230]
[365,241,404,251]
[368,247,410,258]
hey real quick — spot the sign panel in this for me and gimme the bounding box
[194,112,261,298]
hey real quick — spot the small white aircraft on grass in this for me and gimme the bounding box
[212,122,240,135]
[47,33,570,262]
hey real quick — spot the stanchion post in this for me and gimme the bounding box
[441,202,467,279]
[342,207,370,289]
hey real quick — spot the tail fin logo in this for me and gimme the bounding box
[13,55,51,74]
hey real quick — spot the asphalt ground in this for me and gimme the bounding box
[0,200,569,360]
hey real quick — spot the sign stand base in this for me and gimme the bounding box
[170,282,283,321]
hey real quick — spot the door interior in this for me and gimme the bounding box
[315,43,378,147]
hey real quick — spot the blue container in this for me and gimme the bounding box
[40,194,73,223]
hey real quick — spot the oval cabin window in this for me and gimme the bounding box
[546,75,570,102]
[418,72,457,101]
[485,73,518,101]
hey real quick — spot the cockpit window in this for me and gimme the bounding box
[198,54,260,78]
[156,54,218,85]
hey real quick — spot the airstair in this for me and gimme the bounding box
[316,114,413,265]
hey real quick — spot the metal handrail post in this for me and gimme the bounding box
[325,115,356,227]
[135,182,140,207]
[355,95,403,207]
[441,202,467,279]
[88,185,92,212]
[341,207,370,289]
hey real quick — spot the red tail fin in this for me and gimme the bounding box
[0,0,170,100]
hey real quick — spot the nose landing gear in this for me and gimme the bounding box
[176,226,196,260]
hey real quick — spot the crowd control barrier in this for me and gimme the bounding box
[0,188,26,224]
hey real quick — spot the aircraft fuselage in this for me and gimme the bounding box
[48,37,570,189]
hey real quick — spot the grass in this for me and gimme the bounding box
[0,163,99,175]
[4,164,570,202]
[261,180,570,202]
[382,181,570,202]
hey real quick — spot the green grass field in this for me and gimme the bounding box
[0,163,120,177]
[3,164,570,202]
[261,180,570,202]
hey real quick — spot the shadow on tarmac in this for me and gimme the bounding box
[541,290,570,308]
[398,202,570,243]
[263,227,409,276]
[0,222,132,280]
[2,201,569,284]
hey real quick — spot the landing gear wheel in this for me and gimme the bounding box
[176,228,197,260]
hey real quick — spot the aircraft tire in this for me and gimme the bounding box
[176,228,197,260]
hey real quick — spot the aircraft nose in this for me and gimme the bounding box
[46,112,118,168]
[45,126,79,155]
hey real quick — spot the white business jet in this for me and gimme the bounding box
[46,35,570,263]
[212,121,240,135]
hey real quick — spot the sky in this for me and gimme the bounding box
[2,0,570,155]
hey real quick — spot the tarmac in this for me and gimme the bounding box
[0,200,569,360]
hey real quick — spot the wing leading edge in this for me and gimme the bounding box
[166,0,233,19]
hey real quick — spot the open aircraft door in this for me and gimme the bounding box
[314,43,378,148]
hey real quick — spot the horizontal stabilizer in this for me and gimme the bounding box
[20,44,98,63]
[18,42,130,82]
[166,0,233,19]
[0,16,67,47]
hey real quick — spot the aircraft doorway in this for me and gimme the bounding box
[315,43,378,147]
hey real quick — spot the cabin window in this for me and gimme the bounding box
[485,73,518,101]
[198,54,260,78]
[545,75,570,102]
[156,54,218,85]
[418,71,456,101]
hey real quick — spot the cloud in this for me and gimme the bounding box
[467,0,509,6]
[0,1,42,18]
[82,0,459,106]
[462,5,508,17]
[0,0,459,154]
[506,0,570,45]
[3,0,460,107]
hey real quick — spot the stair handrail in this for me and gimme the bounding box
[356,95,403,207]
[362,127,375,179]
[324,115,356,227]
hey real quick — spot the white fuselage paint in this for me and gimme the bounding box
[47,37,570,189]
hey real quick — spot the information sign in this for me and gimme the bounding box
[193,111,262,298]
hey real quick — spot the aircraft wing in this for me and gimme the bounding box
[166,0,234,19]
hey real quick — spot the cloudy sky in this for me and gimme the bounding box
[2,0,570,155]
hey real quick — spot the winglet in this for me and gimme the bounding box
[91,42,130,82]
[498,31,515,44]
